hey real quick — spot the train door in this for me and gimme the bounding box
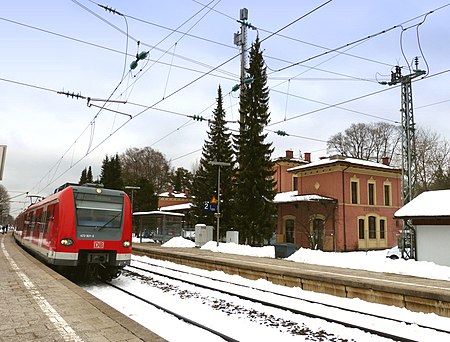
[38,209,46,248]
[46,204,56,249]
[47,203,59,250]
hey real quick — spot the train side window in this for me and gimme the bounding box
[28,213,34,231]
[41,211,47,233]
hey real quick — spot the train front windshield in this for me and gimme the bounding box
[74,192,124,229]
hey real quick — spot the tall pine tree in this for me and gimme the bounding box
[192,86,234,237]
[233,37,276,246]
[86,166,93,183]
[79,168,88,184]
[100,154,124,190]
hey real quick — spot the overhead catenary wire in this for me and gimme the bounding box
[269,4,450,75]
[27,2,334,194]
[4,1,450,199]
[30,0,219,193]
[29,0,227,194]
[192,0,395,68]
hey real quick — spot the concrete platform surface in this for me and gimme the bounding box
[0,233,166,342]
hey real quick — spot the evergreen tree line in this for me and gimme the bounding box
[75,34,450,246]
[192,37,276,246]
[79,37,277,246]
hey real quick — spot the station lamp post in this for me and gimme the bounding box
[209,161,231,246]
[124,186,140,213]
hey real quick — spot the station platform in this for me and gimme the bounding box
[0,233,166,342]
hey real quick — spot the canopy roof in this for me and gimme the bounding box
[395,189,450,218]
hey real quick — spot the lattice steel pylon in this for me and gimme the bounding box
[387,60,425,259]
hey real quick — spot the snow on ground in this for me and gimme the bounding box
[103,237,450,341]
[133,236,450,281]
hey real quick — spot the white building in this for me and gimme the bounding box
[395,189,450,267]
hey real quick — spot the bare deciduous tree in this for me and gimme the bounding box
[120,147,171,193]
[327,122,401,163]
[0,184,11,222]
[415,127,450,192]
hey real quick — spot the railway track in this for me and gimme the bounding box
[105,280,239,342]
[123,259,450,341]
[104,270,360,341]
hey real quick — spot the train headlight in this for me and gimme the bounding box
[60,238,74,246]
[122,240,131,248]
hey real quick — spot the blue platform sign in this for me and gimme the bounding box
[203,197,217,212]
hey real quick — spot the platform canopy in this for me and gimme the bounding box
[133,210,184,217]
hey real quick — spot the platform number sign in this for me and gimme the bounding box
[94,241,104,249]
[204,196,217,212]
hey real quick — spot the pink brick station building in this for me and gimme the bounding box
[273,151,402,252]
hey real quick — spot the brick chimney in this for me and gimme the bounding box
[184,188,190,197]
[381,157,390,166]
[304,152,311,162]
[285,150,294,159]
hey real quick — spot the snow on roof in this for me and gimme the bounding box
[158,191,188,198]
[160,203,194,211]
[273,191,336,203]
[133,210,185,217]
[395,189,450,218]
[288,156,397,172]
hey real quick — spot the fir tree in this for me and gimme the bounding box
[430,166,450,190]
[87,166,93,183]
[171,167,193,193]
[100,154,124,190]
[79,168,88,184]
[233,37,276,246]
[192,86,234,237]
[134,178,157,212]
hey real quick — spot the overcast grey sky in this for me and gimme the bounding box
[1,0,450,215]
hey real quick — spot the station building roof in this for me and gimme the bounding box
[274,191,336,204]
[288,155,398,172]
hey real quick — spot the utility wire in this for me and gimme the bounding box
[32,0,218,193]
[6,2,449,194]
[31,3,333,194]
[269,68,450,127]
[270,4,450,74]
[170,68,450,164]
[0,15,237,80]
[192,0,395,68]
[269,84,400,127]
[270,88,399,124]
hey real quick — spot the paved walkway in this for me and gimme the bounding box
[0,233,165,341]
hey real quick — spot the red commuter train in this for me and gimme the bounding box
[14,183,132,280]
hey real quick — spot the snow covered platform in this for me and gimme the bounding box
[0,233,165,342]
[133,242,450,318]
